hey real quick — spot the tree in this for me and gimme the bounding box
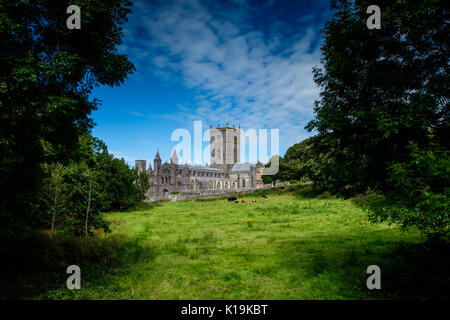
[262,156,282,185]
[284,137,321,182]
[135,169,150,203]
[262,137,322,185]
[39,134,150,234]
[63,162,105,236]
[96,155,144,212]
[306,0,449,234]
[41,163,67,232]
[0,0,134,240]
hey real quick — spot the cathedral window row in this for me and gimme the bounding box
[188,171,224,178]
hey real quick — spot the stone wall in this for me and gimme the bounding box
[146,185,272,203]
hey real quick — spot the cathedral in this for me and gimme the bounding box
[135,123,265,196]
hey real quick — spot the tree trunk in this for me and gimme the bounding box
[85,173,92,236]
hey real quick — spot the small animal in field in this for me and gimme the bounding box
[228,197,237,202]
[262,195,268,199]
[241,199,246,203]
[252,199,256,203]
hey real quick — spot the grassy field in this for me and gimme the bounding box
[41,186,450,300]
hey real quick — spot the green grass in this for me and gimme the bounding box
[43,189,448,300]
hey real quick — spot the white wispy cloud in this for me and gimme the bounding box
[126,110,148,118]
[123,0,325,152]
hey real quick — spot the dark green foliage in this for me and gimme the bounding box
[262,137,322,185]
[306,0,449,234]
[61,162,106,236]
[368,143,450,235]
[351,188,383,208]
[135,169,151,203]
[284,137,321,181]
[316,191,334,199]
[97,156,144,212]
[262,155,301,185]
[39,134,150,235]
[0,0,134,240]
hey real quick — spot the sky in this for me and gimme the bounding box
[91,0,333,166]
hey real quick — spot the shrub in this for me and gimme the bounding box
[351,188,383,208]
[369,145,450,235]
[317,191,334,199]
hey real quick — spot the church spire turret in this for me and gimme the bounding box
[171,148,179,164]
[154,148,162,173]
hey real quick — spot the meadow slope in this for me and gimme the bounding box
[46,188,437,299]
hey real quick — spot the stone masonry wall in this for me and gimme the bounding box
[146,186,272,203]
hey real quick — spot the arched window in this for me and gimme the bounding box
[242,179,246,188]
[161,177,164,184]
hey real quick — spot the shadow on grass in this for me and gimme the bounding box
[128,202,163,211]
[290,184,332,199]
[243,184,325,200]
[0,232,159,299]
[276,230,450,300]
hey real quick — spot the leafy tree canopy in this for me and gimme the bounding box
[0,0,135,239]
[40,134,150,235]
[306,0,449,234]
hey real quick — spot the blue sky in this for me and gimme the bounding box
[91,0,332,166]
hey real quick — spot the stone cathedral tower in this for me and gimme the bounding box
[210,123,240,170]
